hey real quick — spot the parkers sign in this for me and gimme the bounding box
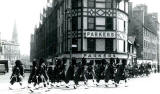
[84,31,116,38]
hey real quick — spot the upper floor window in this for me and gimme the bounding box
[72,17,78,31]
[88,0,95,8]
[106,0,112,8]
[88,17,95,30]
[72,0,78,8]
[106,17,113,30]
[96,17,105,30]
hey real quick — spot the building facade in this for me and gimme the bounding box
[0,22,20,66]
[128,4,159,69]
[31,0,130,63]
[1,40,20,65]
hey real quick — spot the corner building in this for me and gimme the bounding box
[33,0,129,63]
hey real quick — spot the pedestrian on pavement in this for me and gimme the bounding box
[9,60,24,90]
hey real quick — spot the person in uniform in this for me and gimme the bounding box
[9,60,24,89]
[28,59,38,88]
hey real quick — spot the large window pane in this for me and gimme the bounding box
[72,0,78,8]
[105,38,113,52]
[78,17,81,29]
[88,17,95,30]
[96,17,105,25]
[96,3,105,8]
[106,3,111,8]
[87,39,95,52]
[72,17,78,31]
[78,39,81,51]
[88,0,95,8]
[106,17,113,30]
[96,39,105,51]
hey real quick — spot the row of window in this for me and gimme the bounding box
[67,15,127,32]
[70,0,128,13]
[143,53,156,60]
[88,17,113,30]
[67,38,126,53]
[143,28,157,41]
[87,38,126,53]
[143,40,157,49]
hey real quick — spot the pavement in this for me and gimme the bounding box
[0,72,160,94]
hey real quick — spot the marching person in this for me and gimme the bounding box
[28,59,38,88]
[86,60,96,83]
[104,58,115,87]
[114,59,127,87]
[73,62,82,89]
[37,58,50,88]
[65,57,76,88]
[9,60,24,90]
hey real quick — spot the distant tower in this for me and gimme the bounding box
[12,21,18,43]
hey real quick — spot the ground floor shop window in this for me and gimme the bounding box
[87,38,95,52]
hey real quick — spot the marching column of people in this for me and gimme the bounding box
[9,57,152,90]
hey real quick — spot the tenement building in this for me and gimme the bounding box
[0,22,20,66]
[31,0,129,63]
[128,4,159,69]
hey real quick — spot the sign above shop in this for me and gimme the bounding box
[82,53,128,59]
[84,31,116,38]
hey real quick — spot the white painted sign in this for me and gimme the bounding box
[84,31,127,40]
[85,31,116,38]
[82,53,128,59]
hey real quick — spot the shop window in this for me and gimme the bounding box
[96,39,105,51]
[105,38,113,52]
[87,39,95,52]
[78,39,81,51]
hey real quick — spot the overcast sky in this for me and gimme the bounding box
[0,0,159,55]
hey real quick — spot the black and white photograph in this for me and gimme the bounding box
[0,0,160,94]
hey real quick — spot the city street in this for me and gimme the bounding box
[0,72,160,94]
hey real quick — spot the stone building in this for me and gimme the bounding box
[31,0,130,64]
[128,4,159,70]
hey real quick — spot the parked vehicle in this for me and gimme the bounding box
[0,60,8,74]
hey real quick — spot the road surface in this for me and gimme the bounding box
[0,72,159,94]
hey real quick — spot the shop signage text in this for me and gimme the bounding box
[85,31,116,38]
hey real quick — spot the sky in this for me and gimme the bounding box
[0,0,159,55]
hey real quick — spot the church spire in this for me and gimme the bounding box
[12,21,18,43]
